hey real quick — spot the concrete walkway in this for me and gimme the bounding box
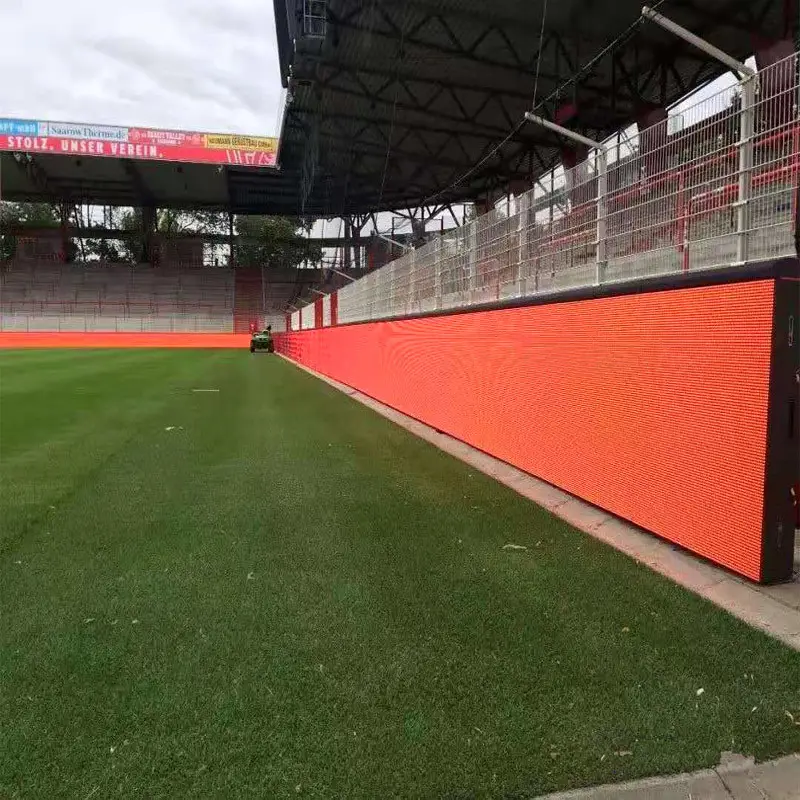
[537,752,800,799]
[288,360,800,652]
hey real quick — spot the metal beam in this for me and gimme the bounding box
[4,152,64,200]
[314,74,521,135]
[5,224,414,250]
[290,101,530,144]
[121,159,155,206]
[641,6,755,78]
[298,54,545,100]
[287,125,468,171]
[330,7,552,78]
[524,114,604,150]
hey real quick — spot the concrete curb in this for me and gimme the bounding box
[281,356,800,653]
[535,753,800,799]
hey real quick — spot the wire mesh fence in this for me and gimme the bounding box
[330,51,799,326]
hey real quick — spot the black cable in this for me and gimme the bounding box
[376,0,412,211]
[421,0,672,207]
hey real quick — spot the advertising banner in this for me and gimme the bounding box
[0,117,278,168]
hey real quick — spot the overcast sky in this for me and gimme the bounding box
[0,0,285,136]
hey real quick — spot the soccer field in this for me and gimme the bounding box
[1,349,798,798]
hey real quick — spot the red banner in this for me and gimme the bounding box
[0,119,278,168]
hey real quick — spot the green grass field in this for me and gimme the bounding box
[1,349,798,799]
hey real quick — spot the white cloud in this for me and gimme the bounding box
[0,0,284,136]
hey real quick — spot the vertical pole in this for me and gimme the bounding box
[793,125,800,253]
[543,169,555,288]
[677,169,690,272]
[343,217,351,271]
[353,216,361,271]
[516,190,530,297]
[141,205,156,265]
[434,237,442,310]
[261,264,266,329]
[468,212,477,296]
[228,212,235,267]
[736,75,756,265]
[60,202,71,263]
[408,246,416,315]
[330,291,338,326]
[595,148,608,285]
[0,153,5,268]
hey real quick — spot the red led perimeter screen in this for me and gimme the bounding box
[279,280,776,582]
[0,333,251,349]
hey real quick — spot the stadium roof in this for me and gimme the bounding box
[0,151,305,215]
[1,0,792,217]
[276,0,790,214]
[0,123,292,214]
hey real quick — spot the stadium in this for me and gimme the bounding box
[1,0,799,797]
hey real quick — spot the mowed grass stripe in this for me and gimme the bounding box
[0,351,798,799]
[0,350,230,548]
[0,348,182,399]
[1,349,229,458]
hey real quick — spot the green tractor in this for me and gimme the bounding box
[250,326,275,354]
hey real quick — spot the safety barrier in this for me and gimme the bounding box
[291,51,799,328]
[277,260,799,584]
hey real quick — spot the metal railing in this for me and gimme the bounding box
[329,51,799,326]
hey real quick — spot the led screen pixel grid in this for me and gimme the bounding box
[278,280,777,582]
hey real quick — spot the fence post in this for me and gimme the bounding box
[434,239,442,310]
[408,249,416,316]
[468,218,478,299]
[595,148,608,285]
[387,262,395,319]
[517,191,530,297]
[735,74,756,264]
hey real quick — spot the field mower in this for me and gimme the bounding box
[250,328,275,354]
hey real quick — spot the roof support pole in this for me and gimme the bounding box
[640,7,755,79]
[329,267,356,282]
[142,205,157,265]
[60,202,71,264]
[228,211,235,268]
[524,114,604,150]
[343,217,351,271]
[374,232,412,253]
